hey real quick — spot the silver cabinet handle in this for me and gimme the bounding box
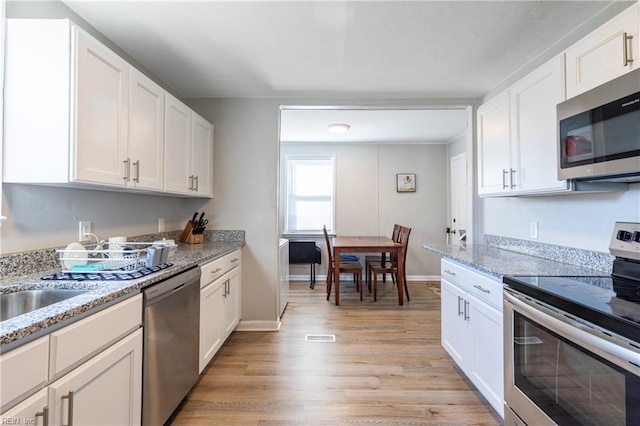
[123,158,131,182]
[211,268,222,274]
[502,169,508,189]
[61,391,74,426]
[194,175,199,192]
[231,258,239,263]
[457,295,463,316]
[226,279,230,296]
[188,175,194,190]
[510,168,516,188]
[623,32,634,67]
[133,160,140,183]
[444,269,456,276]
[35,406,49,426]
[473,284,490,294]
[464,300,470,321]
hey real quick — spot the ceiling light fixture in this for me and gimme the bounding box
[327,123,350,134]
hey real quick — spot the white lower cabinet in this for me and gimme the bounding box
[1,388,49,425]
[199,278,225,373]
[440,259,504,418]
[0,295,143,425]
[199,250,242,373]
[48,329,142,426]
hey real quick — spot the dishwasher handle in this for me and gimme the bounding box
[144,266,200,305]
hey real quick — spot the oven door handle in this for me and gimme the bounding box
[504,290,640,375]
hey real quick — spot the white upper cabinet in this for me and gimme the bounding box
[128,68,165,191]
[509,55,568,194]
[74,29,130,186]
[192,113,214,198]
[164,94,214,198]
[478,55,569,197]
[477,91,512,196]
[565,3,639,99]
[4,19,212,198]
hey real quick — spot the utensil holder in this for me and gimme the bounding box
[181,220,204,244]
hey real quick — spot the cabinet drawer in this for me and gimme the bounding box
[0,335,49,413]
[49,294,142,379]
[466,269,503,310]
[441,258,468,286]
[200,250,242,288]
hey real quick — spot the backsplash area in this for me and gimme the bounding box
[483,234,614,273]
[0,230,245,279]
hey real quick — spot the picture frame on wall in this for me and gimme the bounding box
[397,173,416,192]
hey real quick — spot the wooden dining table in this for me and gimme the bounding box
[332,236,405,306]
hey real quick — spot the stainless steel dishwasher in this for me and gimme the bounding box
[142,266,200,426]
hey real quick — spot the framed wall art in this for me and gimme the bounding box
[396,173,416,192]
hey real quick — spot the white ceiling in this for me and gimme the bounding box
[58,0,625,143]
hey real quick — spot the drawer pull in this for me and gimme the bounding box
[35,406,49,426]
[473,284,491,294]
[230,258,239,263]
[211,268,222,274]
[444,269,456,276]
[61,391,74,426]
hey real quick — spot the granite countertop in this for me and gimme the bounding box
[423,243,608,279]
[0,241,243,348]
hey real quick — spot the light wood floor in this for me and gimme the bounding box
[169,280,502,425]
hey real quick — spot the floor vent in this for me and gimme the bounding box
[305,334,336,342]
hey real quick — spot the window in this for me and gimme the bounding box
[285,155,335,233]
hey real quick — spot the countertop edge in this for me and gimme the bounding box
[1,241,244,348]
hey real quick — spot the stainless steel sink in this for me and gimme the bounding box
[1,289,89,321]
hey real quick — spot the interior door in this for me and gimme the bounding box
[450,153,467,242]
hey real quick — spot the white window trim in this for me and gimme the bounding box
[284,154,336,234]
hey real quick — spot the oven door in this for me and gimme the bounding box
[504,289,640,426]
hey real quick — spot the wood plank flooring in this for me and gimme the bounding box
[169,280,502,425]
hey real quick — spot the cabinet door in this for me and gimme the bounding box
[48,329,142,426]
[199,279,224,373]
[477,92,511,196]
[440,279,467,368]
[566,3,639,99]
[129,68,164,191]
[1,388,49,426]
[191,113,214,198]
[223,266,241,339]
[73,27,129,186]
[467,293,504,418]
[164,94,192,195]
[510,56,568,194]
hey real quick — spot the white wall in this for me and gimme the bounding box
[1,184,189,253]
[281,142,448,279]
[482,184,640,252]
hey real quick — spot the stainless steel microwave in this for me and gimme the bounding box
[557,68,640,182]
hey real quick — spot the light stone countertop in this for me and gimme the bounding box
[0,241,243,348]
[423,243,608,279]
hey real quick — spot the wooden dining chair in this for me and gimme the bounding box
[364,224,401,286]
[323,225,364,301]
[367,225,411,302]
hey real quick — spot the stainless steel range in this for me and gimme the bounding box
[503,222,640,426]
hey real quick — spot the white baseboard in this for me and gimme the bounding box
[289,274,441,282]
[236,320,281,331]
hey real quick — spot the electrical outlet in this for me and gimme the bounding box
[529,222,539,239]
[158,218,165,232]
[79,221,91,241]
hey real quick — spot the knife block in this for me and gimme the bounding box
[180,220,204,244]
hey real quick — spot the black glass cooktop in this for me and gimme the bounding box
[503,275,640,343]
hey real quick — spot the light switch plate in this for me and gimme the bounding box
[529,222,539,239]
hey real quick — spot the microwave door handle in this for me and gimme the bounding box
[623,32,634,67]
